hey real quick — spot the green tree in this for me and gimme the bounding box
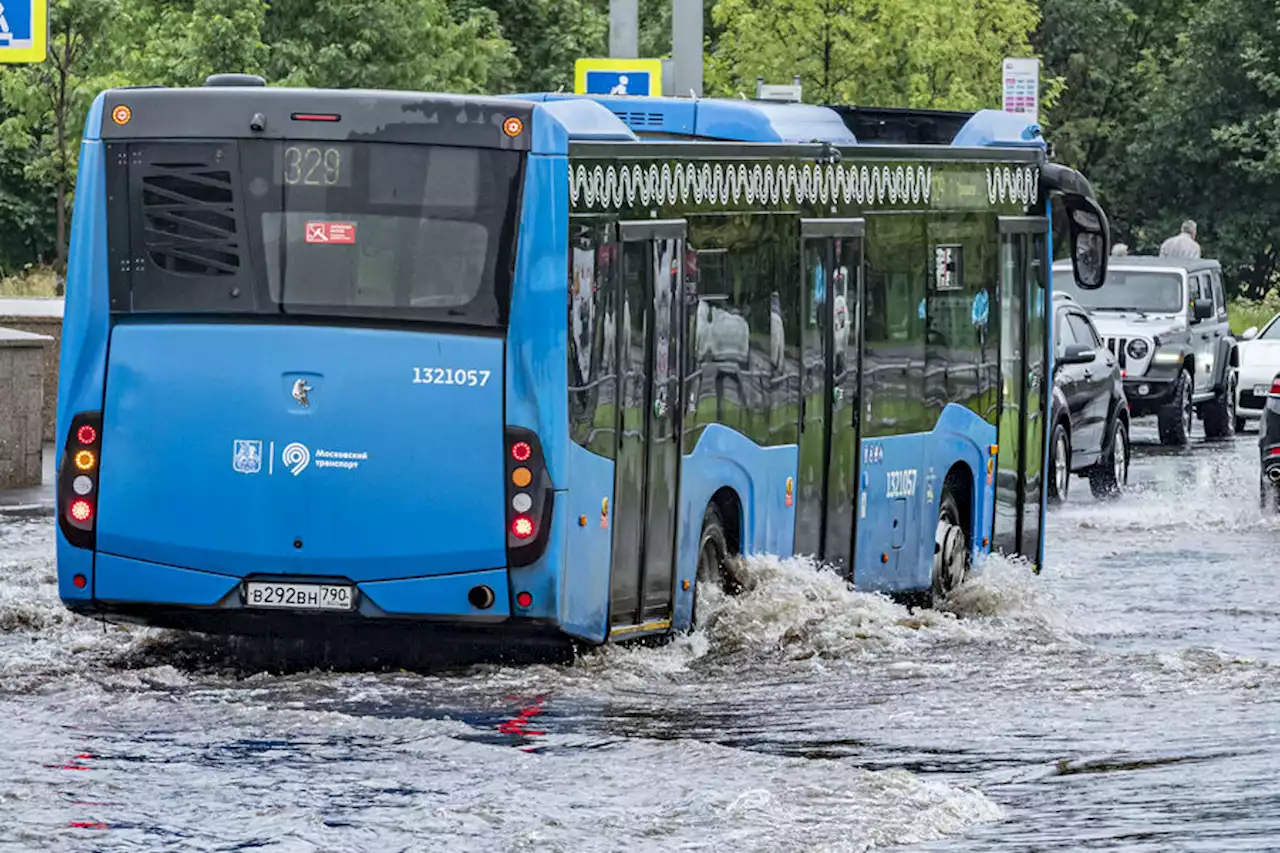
[118,0,268,87]
[264,0,513,92]
[1036,0,1192,244]
[455,0,607,92]
[706,0,1039,108]
[0,0,122,270]
[1125,0,1280,296]
[0,129,57,273]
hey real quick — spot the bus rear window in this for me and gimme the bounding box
[114,140,523,327]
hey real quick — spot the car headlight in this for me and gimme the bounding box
[1126,338,1150,360]
[1152,350,1182,365]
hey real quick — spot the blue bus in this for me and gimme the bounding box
[55,77,1108,647]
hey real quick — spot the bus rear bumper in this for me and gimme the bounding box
[72,553,522,631]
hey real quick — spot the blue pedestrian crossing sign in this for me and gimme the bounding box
[574,58,663,97]
[0,0,46,64]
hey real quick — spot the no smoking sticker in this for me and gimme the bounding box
[304,221,356,244]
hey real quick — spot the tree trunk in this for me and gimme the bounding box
[55,180,66,273]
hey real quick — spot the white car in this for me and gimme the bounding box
[1235,312,1280,430]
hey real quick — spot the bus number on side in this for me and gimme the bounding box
[886,469,918,498]
[412,368,491,387]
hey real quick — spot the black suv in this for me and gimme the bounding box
[1052,256,1239,445]
[1048,293,1130,502]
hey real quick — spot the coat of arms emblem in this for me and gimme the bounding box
[233,439,263,474]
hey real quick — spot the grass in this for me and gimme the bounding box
[1229,293,1280,336]
[0,265,60,298]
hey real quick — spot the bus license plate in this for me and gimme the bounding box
[243,581,355,611]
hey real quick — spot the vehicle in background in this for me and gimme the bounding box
[1234,312,1280,432]
[1048,292,1129,502]
[1257,372,1280,509]
[55,77,1110,649]
[1052,256,1239,446]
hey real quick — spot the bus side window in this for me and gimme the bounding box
[864,215,928,434]
[568,220,617,458]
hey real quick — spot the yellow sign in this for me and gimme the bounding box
[573,58,664,97]
[0,0,48,64]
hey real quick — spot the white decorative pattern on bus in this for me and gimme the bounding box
[568,162,934,210]
[985,165,1040,206]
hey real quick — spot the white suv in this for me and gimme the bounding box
[1051,256,1239,445]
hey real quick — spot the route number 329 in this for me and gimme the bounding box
[412,368,491,387]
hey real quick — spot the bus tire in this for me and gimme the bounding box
[691,503,735,626]
[1157,368,1193,446]
[1048,421,1070,505]
[930,481,970,604]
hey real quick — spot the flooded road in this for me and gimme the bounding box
[2,427,1278,852]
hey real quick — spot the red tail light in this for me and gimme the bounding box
[1269,376,1280,397]
[69,500,93,522]
[504,428,553,569]
[59,412,102,549]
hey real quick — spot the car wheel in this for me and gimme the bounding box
[1261,473,1280,513]
[930,479,970,605]
[1090,417,1129,499]
[1047,421,1070,505]
[1202,370,1236,438]
[1157,368,1193,446]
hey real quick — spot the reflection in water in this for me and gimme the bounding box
[2,435,1279,850]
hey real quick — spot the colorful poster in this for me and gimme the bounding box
[1002,58,1040,120]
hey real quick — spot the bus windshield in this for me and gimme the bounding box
[124,139,523,326]
[1056,270,1184,314]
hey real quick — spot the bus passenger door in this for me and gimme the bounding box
[610,220,687,633]
[795,219,865,576]
[994,217,1049,570]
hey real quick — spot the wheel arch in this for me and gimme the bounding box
[1214,337,1240,391]
[942,461,975,545]
[707,486,742,556]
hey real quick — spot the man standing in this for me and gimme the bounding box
[1159,220,1201,259]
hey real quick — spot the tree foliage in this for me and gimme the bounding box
[265,0,511,92]
[707,0,1038,107]
[4,0,1278,298]
[1040,0,1280,297]
[0,0,123,268]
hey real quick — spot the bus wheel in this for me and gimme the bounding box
[692,504,735,626]
[931,483,970,604]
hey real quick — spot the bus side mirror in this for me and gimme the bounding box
[1042,163,1111,291]
[1067,199,1109,290]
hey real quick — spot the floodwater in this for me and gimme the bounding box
[2,427,1278,852]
